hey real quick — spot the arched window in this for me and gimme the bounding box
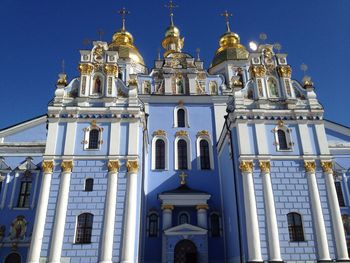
[5,253,21,263]
[17,178,32,208]
[155,139,165,170]
[92,75,103,95]
[277,129,288,150]
[287,212,304,242]
[177,109,185,128]
[148,213,159,237]
[177,139,188,170]
[88,129,99,149]
[179,212,189,225]
[210,214,221,237]
[335,181,345,207]
[85,178,94,192]
[200,140,210,170]
[76,213,93,244]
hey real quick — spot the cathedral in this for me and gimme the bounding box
[1,2,350,263]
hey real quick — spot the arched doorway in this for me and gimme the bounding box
[174,239,197,263]
[5,253,21,263]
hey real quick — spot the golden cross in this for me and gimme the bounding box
[118,7,131,30]
[221,10,233,32]
[179,171,187,185]
[165,0,178,25]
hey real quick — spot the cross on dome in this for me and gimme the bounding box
[221,10,233,32]
[179,171,187,185]
[118,7,131,31]
[165,0,178,26]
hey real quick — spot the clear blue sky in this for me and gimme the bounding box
[0,0,349,128]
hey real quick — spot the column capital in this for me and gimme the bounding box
[42,160,54,173]
[196,204,209,210]
[240,161,253,173]
[126,160,138,173]
[321,161,333,174]
[61,160,73,173]
[304,160,316,173]
[161,204,174,211]
[108,160,120,173]
[259,161,271,173]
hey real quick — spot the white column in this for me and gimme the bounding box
[121,160,139,263]
[321,161,350,260]
[100,160,120,263]
[28,161,54,263]
[162,205,173,230]
[240,161,263,262]
[304,161,331,261]
[259,161,282,262]
[196,204,208,229]
[48,160,73,263]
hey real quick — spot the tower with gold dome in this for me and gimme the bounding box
[0,2,350,263]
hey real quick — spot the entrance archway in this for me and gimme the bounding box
[5,253,21,263]
[174,239,197,263]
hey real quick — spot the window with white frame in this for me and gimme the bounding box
[175,136,191,170]
[83,122,103,150]
[152,133,168,170]
[287,212,305,242]
[75,213,93,244]
[174,106,189,128]
[196,133,214,170]
[274,121,293,151]
[17,172,32,208]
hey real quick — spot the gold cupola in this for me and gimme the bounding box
[109,7,145,65]
[211,11,249,67]
[161,0,184,57]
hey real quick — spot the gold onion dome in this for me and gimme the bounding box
[211,11,249,67]
[108,8,145,65]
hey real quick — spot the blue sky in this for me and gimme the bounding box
[0,0,349,128]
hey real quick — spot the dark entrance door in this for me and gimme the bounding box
[174,239,197,263]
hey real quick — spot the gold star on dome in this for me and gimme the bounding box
[221,10,233,32]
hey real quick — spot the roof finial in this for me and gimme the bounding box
[97,29,104,41]
[61,59,65,74]
[118,7,131,31]
[221,10,233,32]
[196,48,201,61]
[165,0,178,26]
[179,171,187,185]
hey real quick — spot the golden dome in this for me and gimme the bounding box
[161,25,184,57]
[165,25,180,38]
[108,29,145,65]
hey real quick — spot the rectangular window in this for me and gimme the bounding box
[335,182,345,207]
[17,181,32,208]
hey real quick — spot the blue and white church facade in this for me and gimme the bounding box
[1,5,350,263]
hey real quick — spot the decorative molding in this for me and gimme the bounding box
[239,161,253,173]
[259,161,270,173]
[42,160,54,173]
[161,204,174,210]
[196,204,209,210]
[78,63,94,75]
[196,130,209,137]
[250,65,266,78]
[304,161,316,173]
[175,130,188,137]
[152,130,167,137]
[277,65,292,78]
[104,64,118,75]
[320,161,333,174]
[108,160,120,173]
[61,160,73,173]
[126,160,138,173]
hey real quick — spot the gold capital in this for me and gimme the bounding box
[321,161,333,174]
[239,161,253,173]
[42,160,54,173]
[259,161,270,173]
[196,204,209,210]
[78,63,94,75]
[161,204,174,210]
[126,160,138,173]
[250,65,266,78]
[304,161,316,173]
[196,130,209,137]
[104,64,118,75]
[152,130,167,137]
[108,160,120,173]
[61,160,73,173]
[277,65,292,78]
[175,130,188,137]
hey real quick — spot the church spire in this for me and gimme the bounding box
[118,7,130,31]
[221,10,233,32]
[165,0,178,26]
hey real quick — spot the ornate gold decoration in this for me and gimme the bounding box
[152,130,167,137]
[250,65,266,78]
[178,100,184,106]
[78,63,94,75]
[175,130,188,137]
[277,120,284,128]
[277,65,292,78]
[91,120,97,128]
[239,161,253,173]
[11,242,17,251]
[104,64,118,75]
[108,160,120,173]
[259,161,271,173]
[161,204,174,210]
[126,160,139,173]
[321,161,333,173]
[197,130,209,137]
[302,76,314,88]
[42,160,54,173]
[61,160,73,173]
[57,73,67,85]
[127,78,138,86]
[0,174,5,182]
[196,204,209,210]
[304,161,316,173]
[179,171,187,185]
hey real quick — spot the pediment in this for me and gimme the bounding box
[164,223,207,236]
[16,157,39,171]
[0,157,11,172]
